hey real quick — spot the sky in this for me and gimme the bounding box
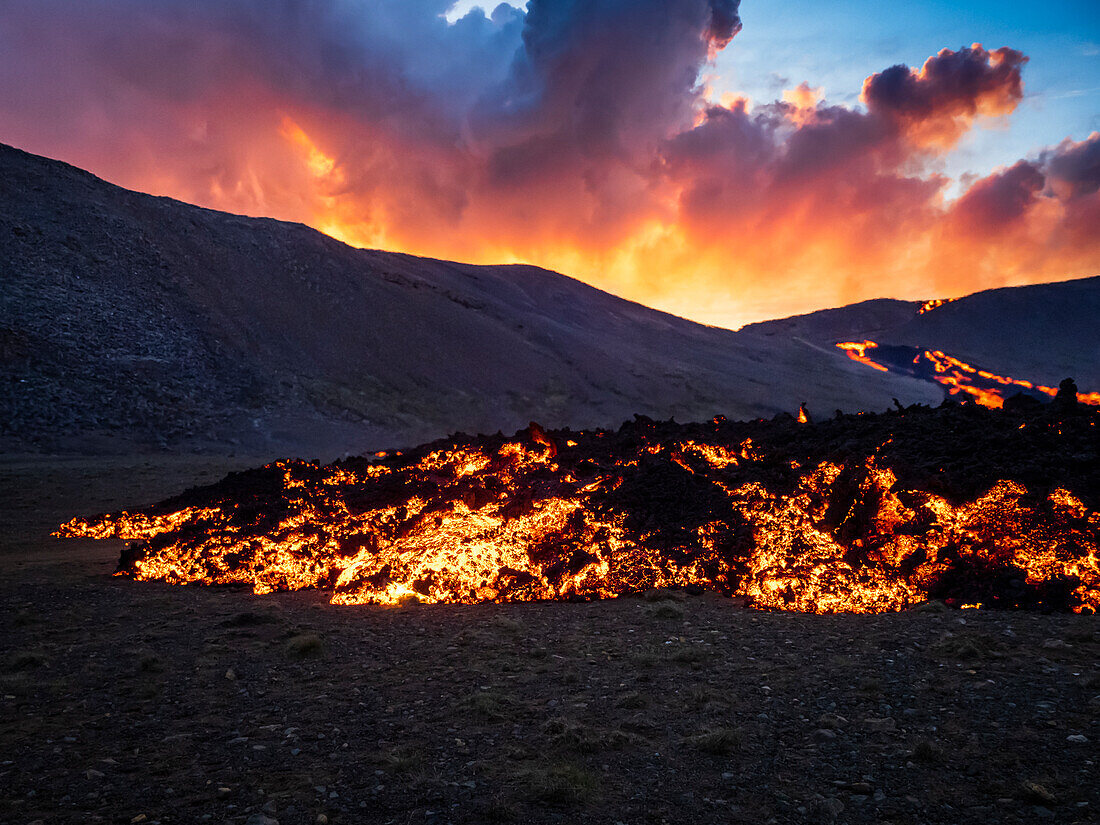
[1,0,1098,327]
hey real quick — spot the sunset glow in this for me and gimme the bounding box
[1,1,1097,327]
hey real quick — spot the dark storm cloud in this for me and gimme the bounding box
[472,0,741,165]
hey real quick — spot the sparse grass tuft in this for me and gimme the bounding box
[684,684,725,710]
[856,676,883,694]
[669,645,708,666]
[912,599,950,613]
[629,650,659,669]
[479,796,519,822]
[615,691,647,709]
[1066,628,1096,644]
[685,727,744,755]
[543,718,641,754]
[379,744,423,774]
[649,603,684,620]
[488,615,524,634]
[6,652,46,672]
[396,593,421,607]
[285,632,324,658]
[643,587,684,602]
[222,610,276,627]
[452,627,488,646]
[908,736,945,763]
[459,690,514,721]
[1018,780,1056,806]
[560,668,581,686]
[521,762,600,805]
[930,632,1007,660]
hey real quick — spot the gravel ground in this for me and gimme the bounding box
[1,457,1097,825]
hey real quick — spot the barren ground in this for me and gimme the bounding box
[1,456,1097,825]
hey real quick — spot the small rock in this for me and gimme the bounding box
[816,713,846,729]
[814,797,845,819]
[1066,734,1089,744]
[813,729,837,742]
[862,717,897,733]
[85,769,105,780]
[217,787,232,798]
[1020,781,1056,805]
[315,815,329,825]
[262,800,278,815]
[1042,639,1070,650]
[225,669,237,681]
[244,815,278,825]
[849,782,873,795]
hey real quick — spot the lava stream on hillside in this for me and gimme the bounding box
[836,340,1100,408]
[57,403,1100,613]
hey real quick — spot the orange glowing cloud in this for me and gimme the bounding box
[781,82,825,126]
[0,1,1097,328]
[861,44,1027,150]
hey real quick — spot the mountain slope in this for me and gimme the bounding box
[0,143,939,456]
[884,278,1100,389]
[738,298,922,343]
[748,277,1100,393]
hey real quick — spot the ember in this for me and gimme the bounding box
[837,340,1100,408]
[57,403,1099,613]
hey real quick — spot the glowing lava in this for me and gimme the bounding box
[918,298,958,314]
[837,341,1100,408]
[56,404,1100,613]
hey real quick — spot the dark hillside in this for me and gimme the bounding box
[0,143,937,456]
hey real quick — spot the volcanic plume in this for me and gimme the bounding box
[58,400,1100,614]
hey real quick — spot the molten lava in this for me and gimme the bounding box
[918,298,958,314]
[836,340,1100,408]
[56,403,1100,613]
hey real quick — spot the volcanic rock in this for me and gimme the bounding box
[56,401,1100,613]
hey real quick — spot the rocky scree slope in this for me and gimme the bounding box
[1,143,938,456]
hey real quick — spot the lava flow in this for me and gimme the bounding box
[57,403,1099,613]
[837,340,1100,408]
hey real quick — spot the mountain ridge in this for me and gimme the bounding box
[3,141,1061,457]
[746,275,1100,390]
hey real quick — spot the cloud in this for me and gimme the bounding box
[0,1,1095,325]
[861,44,1027,149]
[948,160,1045,232]
[1042,132,1100,198]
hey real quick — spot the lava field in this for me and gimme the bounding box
[57,397,1100,613]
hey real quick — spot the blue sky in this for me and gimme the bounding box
[451,0,1100,181]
